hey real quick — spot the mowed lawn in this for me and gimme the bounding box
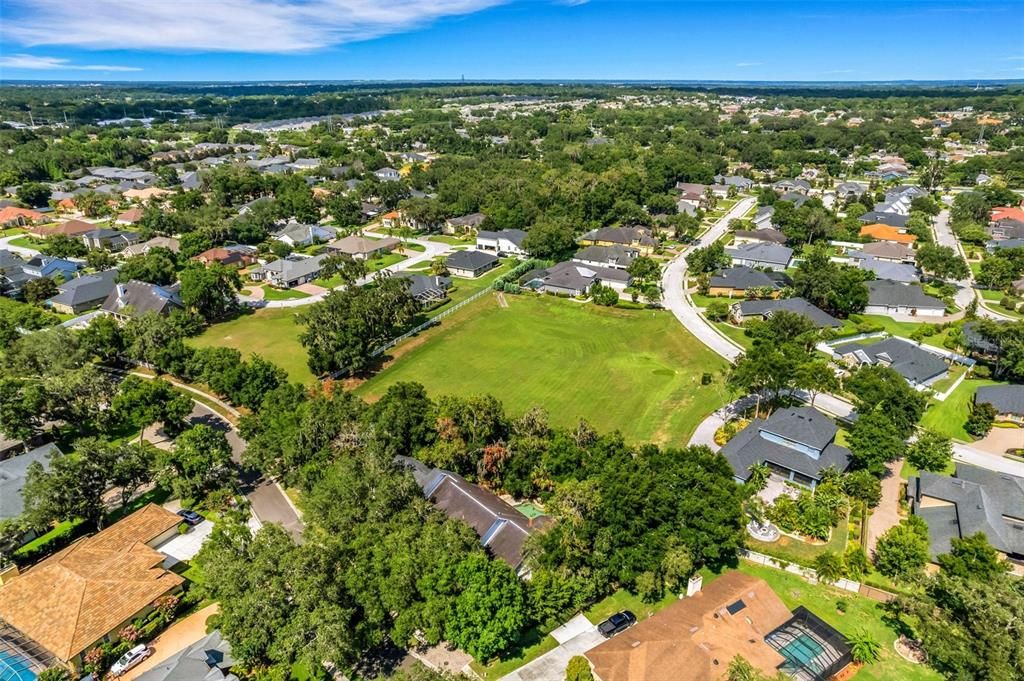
[356,295,731,446]
[188,308,314,384]
[920,377,1003,441]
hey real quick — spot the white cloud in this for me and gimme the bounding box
[0,53,142,71]
[735,62,761,67]
[2,0,509,53]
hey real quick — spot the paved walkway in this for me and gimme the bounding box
[0,233,41,258]
[865,459,904,557]
[499,615,604,681]
[953,441,1024,477]
[121,604,220,680]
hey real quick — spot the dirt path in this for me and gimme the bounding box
[865,459,904,557]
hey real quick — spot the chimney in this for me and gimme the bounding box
[686,574,703,598]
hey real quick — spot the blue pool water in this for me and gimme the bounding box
[0,650,37,681]
[778,633,826,674]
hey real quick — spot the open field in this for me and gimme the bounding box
[356,295,731,446]
[188,308,313,384]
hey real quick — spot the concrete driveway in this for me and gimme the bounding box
[499,615,605,681]
[120,604,219,680]
[155,519,214,568]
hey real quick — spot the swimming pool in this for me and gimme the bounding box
[0,649,37,681]
[777,633,827,676]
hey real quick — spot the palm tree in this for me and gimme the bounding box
[846,629,882,664]
[813,551,846,585]
[747,463,771,492]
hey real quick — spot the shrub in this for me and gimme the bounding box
[965,402,997,437]
[566,656,595,681]
[705,299,731,321]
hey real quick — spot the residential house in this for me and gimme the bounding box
[990,205,1024,224]
[675,182,708,210]
[986,238,1024,254]
[81,229,140,252]
[101,281,183,321]
[752,205,775,230]
[396,456,548,577]
[443,212,487,236]
[123,187,172,202]
[380,210,401,229]
[192,246,258,268]
[851,255,920,283]
[395,273,451,307]
[730,297,840,328]
[772,178,811,194]
[114,207,145,226]
[325,235,402,260]
[586,572,852,681]
[864,279,945,317]
[272,223,337,248]
[0,444,61,523]
[249,254,329,288]
[578,226,658,255]
[721,407,852,488]
[975,385,1024,424]
[121,236,181,258]
[867,163,909,180]
[961,320,1004,359]
[46,269,119,314]
[0,504,185,670]
[857,211,908,229]
[476,229,528,256]
[445,250,500,278]
[859,223,917,245]
[714,174,754,191]
[20,255,80,282]
[135,631,238,681]
[28,219,95,239]
[906,464,1024,562]
[373,167,401,182]
[525,260,631,296]
[988,219,1024,241]
[731,229,787,246]
[854,241,915,263]
[835,182,867,201]
[725,242,793,271]
[777,191,809,208]
[0,206,45,227]
[832,337,950,388]
[572,244,638,270]
[707,266,789,298]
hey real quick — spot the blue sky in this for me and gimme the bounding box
[1,1,1022,82]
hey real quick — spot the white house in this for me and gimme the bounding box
[476,229,528,256]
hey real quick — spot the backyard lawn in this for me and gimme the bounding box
[188,308,313,383]
[919,377,1002,441]
[356,294,731,446]
[735,563,941,681]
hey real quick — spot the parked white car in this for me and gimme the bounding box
[110,644,152,676]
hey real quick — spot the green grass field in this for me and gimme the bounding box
[919,377,1003,441]
[189,308,313,383]
[260,286,311,301]
[356,295,731,446]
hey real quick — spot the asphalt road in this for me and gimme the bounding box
[933,207,1014,321]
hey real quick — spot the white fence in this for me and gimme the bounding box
[741,549,861,594]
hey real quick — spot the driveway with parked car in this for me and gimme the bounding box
[499,614,605,681]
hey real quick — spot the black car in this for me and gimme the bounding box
[597,610,636,638]
[177,509,203,526]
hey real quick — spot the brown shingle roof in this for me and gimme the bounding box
[585,573,791,681]
[0,504,183,662]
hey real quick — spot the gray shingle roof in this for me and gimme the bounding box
[858,211,908,228]
[709,266,788,291]
[734,297,841,328]
[856,257,919,283]
[721,407,851,483]
[573,244,638,267]
[732,229,788,244]
[135,630,237,681]
[395,456,547,571]
[101,281,183,318]
[0,444,62,520]
[835,337,948,385]
[975,385,1024,417]
[478,228,528,247]
[726,242,794,266]
[866,280,944,310]
[47,269,119,309]
[908,464,1024,558]
[446,250,499,270]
